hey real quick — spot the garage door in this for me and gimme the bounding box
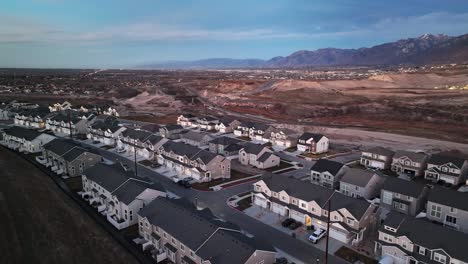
[290,211,305,223]
[254,196,268,209]
[329,227,349,243]
[271,203,286,216]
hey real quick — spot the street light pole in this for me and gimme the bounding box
[133,138,138,177]
[325,197,331,264]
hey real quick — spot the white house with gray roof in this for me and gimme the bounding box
[391,150,428,177]
[297,132,329,154]
[179,130,214,147]
[310,159,347,189]
[117,128,167,160]
[239,142,280,169]
[1,126,55,153]
[156,141,231,182]
[375,212,468,264]
[424,154,468,186]
[215,117,241,133]
[87,117,126,146]
[426,187,468,233]
[253,174,376,244]
[81,163,166,230]
[360,147,395,170]
[159,125,184,139]
[339,168,386,199]
[137,197,276,264]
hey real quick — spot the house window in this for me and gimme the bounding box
[347,218,354,225]
[300,202,307,209]
[382,191,392,205]
[450,207,457,213]
[431,205,442,218]
[434,253,446,264]
[446,215,457,225]
[402,241,407,249]
[419,247,426,255]
[180,244,185,251]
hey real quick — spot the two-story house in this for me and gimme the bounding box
[214,117,241,133]
[179,130,214,147]
[375,212,468,264]
[87,119,126,146]
[1,126,55,153]
[391,151,428,177]
[380,177,430,216]
[81,163,166,229]
[310,159,347,189]
[156,141,231,182]
[196,116,219,131]
[159,125,184,139]
[234,122,273,142]
[117,128,155,159]
[339,168,386,199]
[297,132,329,154]
[424,154,468,186]
[238,142,280,169]
[426,187,468,233]
[138,197,276,264]
[360,147,395,170]
[42,139,102,177]
[49,101,72,112]
[253,174,376,244]
[176,114,197,128]
[208,136,243,157]
[268,127,298,148]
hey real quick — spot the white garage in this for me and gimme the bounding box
[271,203,287,216]
[329,224,351,243]
[253,194,269,209]
[290,210,305,223]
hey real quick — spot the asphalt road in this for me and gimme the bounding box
[78,141,346,264]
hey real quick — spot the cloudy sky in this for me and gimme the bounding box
[2,0,468,68]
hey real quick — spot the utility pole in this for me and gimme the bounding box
[68,111,73,139]
[133,138,138,177]
[325,197,331,264]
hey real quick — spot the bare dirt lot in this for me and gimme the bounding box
[0,148,138,264]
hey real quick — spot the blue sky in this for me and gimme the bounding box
[1,0,468,68]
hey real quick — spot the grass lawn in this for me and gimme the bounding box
[138,159,157,167]
[237,136,252,141]
[301,152,329,159]
[284,146,297,152]
[64,177,83,192]
[236,196,252,211]
[335,246,377,264]
[265,161,294,172]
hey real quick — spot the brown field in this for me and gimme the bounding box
[0,148,138,264]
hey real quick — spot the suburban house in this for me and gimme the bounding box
[179,130,214,147]
[208,136,243,156]
[375,212,468,264]
[297,132,329,154]
[102,106,119,116]
[14,106,51,129]
[238,142,280,169]
[391,151,428,177]
[140,124,161,134]
[49,101,72,112]
[138,197,276,264]
[310,159,347,189]
[176,114,197,128]
[215,117,241,133]
[339,168,386,199]
[1,126,55,153]
[41,139,102,177]
[0,103,9,120]
[159,125,184,139]
[380,177,430,216]
[45,111,94,136]
[196,116,219,130]
[234,122,273,141]
[81,163,166,229]
[268,127,298,148]
[156,141,231,182]
[116,128,156,159]
[360,147,395,170]
[426,187,468,233]
[424,154,468,186]
[253,174,376,244]
[87,119,126,146]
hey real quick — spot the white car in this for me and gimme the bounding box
[308,228,326,244]
[171,176,180,183]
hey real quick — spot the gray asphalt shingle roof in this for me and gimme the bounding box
[364,146,395,157]
[428,154,466,168]
[393,150,427,163]
[298,132,324,142]
[3,126,43,141]
[241,142,267,155]
[382,177,426,198]
[311,159,345,176]
[428,186,468,212]
[340,168,380,187]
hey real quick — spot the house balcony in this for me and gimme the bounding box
[97,204,107,213]
[107,214,129,230]
[35,156,47,165]
[153,249,168,263]
[142,240,153,251]
[81,192,91,201]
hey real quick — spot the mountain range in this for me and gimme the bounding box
[138,33,468,69]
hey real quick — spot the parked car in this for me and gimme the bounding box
[288,221,303,230]
[171,176,180,183]
[308,228,326,244]
[178,179,192,188]
[281,218,295,228]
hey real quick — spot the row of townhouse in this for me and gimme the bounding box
[253,173,376,244]
[177,114,241,133]
[81,163,166,229]
[155,141,231,182]
[45,110,96,136]
[0,100,39,120]
[41,138,102,177]
[208,136,243,157]
[361,147,468,186]
[138,197,277,264]
[86,115,126,146]
[375,212,468,264]
[380,176,468,233]
[50,101,120,116]
[179,130,214,147]
[1,126,56,153]
[13,106,51,129]
[117,127,168,160]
